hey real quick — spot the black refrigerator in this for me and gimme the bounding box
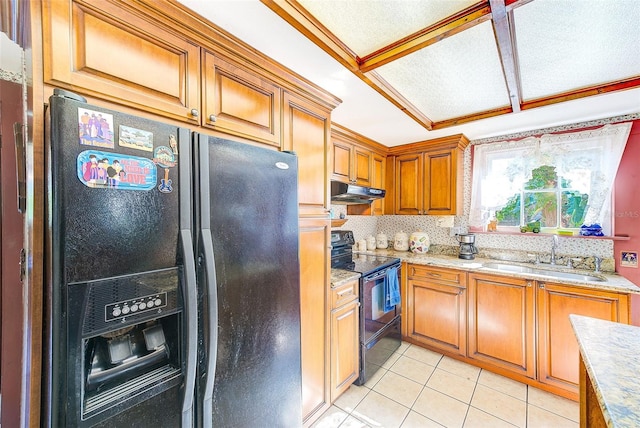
[43,89,302,427]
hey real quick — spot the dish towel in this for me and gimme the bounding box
[384,266,400,312]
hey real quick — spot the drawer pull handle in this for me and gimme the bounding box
[428,272,442,277]
[337,289,354,297]
[410,267,415,276]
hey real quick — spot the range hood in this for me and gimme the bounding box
[330,181,385,205]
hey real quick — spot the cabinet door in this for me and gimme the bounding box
[407,276,466,356]
[353,146,372,186]
[299,219,331,423]
[424,148,457,215]
[468,273,535,378]
[43,0,200,124]
[394,153,423,215]
[283,93,331,218]
[331,140,352,183]
[537,282,628,394]
[202,51,281,146]
[330,300,360,402]
[370,153,386,216]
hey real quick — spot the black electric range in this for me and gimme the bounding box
[330,230,402,386]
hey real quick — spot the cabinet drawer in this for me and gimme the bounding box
[407,264,466,286]
[332,280,358,308]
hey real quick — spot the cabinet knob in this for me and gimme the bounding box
[539,283,545,289]
[209,114,217,122]
[526,281,532,287]
[190,109,199,117]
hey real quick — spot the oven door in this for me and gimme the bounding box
[361,263,401,344]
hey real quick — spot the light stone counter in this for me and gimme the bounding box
[353,249,640,295]
[330,269,361,287]
[570,315,640,427]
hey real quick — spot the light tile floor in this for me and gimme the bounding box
[312,342,579,428]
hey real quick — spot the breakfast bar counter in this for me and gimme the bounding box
[570,315,640,427]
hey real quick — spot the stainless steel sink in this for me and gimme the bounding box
[482,263,606,282]
[537,270,606,282]
[483,263,535,273]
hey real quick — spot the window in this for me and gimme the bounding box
[469,123,632,236]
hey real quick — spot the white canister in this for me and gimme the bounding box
[410,230,430,253]
[376,232,388,249]
[366,235,377,250]
[393,230,409,251]
[357,239,367,252]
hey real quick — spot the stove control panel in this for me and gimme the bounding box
[331,230,355,246]
[105,292,167,321]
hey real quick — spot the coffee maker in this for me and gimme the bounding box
[456,234,479,260]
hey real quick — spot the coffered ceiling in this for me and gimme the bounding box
[178,0,640,146]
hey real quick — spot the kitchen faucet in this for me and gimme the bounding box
[550,235,559,265]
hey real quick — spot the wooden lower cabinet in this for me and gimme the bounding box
[537,282,628,396]
[330,280,359,402]
[404,266,633,400]
[298,219,330,424]
[406,265,467,356]
[468,273,536,379]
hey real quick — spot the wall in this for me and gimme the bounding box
[335,114,640,278]
[613,119,640,285]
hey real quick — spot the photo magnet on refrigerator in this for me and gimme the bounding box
[78,108,115,149]
[77,150,157,190]
[118,125,154,152]
[153,146,176,194]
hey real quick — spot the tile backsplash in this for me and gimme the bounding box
[332,208,615,272]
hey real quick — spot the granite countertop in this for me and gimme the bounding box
[349,249,640,294]
[330,269,361,287]
[570,315,640,427]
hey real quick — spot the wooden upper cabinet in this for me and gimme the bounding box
[394,153,423,215]
[424,148,458,215]
[370,153,386,216]
[330,139,371,186]
[283,92,331,217]
[330,124,389,188]
[43,0,200,124]
[353,146,372,186]
[389,134,468,216]
[202,51,281,146]
[331,140,353,183]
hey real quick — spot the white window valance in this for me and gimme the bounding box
[469,123,632,236]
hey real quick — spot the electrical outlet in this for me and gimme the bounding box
[450,226,462,237]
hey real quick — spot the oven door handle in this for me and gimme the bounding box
[363,264,400,282]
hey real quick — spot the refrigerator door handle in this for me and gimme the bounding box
[180,230,198,428]
[200,229,218,428]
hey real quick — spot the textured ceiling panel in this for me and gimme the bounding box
[514,0,640,100]
[373,21,510,122]
[297,0,477,56]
